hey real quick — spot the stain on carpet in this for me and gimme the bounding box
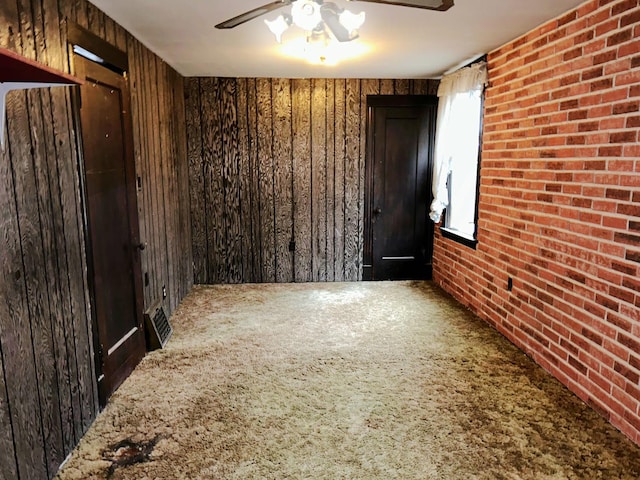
[55,281,640,479]
[103,437,160,478]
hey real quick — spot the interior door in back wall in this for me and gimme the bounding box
[75,54,146,406]
[364,95,437,281]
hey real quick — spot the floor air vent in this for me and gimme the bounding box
[144,301,172,350]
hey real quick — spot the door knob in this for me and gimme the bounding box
[135,242,147,251]
[374,207,382,215]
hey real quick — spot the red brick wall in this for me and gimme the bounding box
[432,0,640,445]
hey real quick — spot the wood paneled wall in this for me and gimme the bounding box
[186,77,438,284]
[0,1,191,478]
[126,31,193,314]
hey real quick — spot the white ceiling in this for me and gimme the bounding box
[89,0,587,78]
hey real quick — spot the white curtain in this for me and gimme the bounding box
[429,61,488,223]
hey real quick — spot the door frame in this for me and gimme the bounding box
[68,24,145,406]
[364,95,437,281]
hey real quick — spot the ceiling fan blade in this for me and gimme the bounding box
[215,1,292,29]
[348,0,453,12]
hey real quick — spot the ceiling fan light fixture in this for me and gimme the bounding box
[338,9,365,34]
[265,14,292,43]
[291,0,323,31]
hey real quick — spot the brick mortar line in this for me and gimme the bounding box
[488,2,637,67]
[438,268,639,377]
[437,269,638,381]
[484,83,637,114]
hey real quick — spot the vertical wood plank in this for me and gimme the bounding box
[246,78,262,282]
[143,47,159,300]
[47,57,84,467]
[43,0,85,452]
[59,0,77,26]
[159,59,171,311]
[151,52,169,298]
[0,346,17,480]
[175,73,193,297]
[411,79,428,95]
[102,13,116,46]
[325,79,336,282]
[127,38,143,302]
[165,66,179,308]
[185,78,206,284]
[428,79,439,95]
[202,78,227,284]
[380,79,393,95]
[86,2,104,39]
[158,60,176,310]
[333,79,346,282]
[148,52,163,301]
[141,46,160,299]
[162,61,175,308]
[23,87,64,479]
[256,78,276,283]
[0,106,21,480]
[3,81,48,480]
[221,78,243,284]
[164,63,181,307]
[156,58,169,306]
[291,79,312,283]
[247,78,263,282]
[16,0,64,473]
[173,71,187,306]
[114,23,127,52]
[199,77,214,285]
[0,0,19,51]
[311,78,327,282]
[73,0,88,29]
[343,79,360,281]
[236,78,254,283]
[32,0,77,461]
[272,79,293,283]
[395,79,410,95]
[129,38,152,307]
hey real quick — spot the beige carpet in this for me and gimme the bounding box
[56,281,640,479]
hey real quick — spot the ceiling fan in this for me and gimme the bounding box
[216,0,454,43]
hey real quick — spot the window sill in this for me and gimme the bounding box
[440,227,478,250]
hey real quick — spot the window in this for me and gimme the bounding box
[429,61,487,248]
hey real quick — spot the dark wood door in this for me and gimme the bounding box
[364,96,436,281]
[75,55,145,405]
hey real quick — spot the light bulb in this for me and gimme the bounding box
[265,15,291,43]
[291,0,322,31]
[339,10,365,34]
